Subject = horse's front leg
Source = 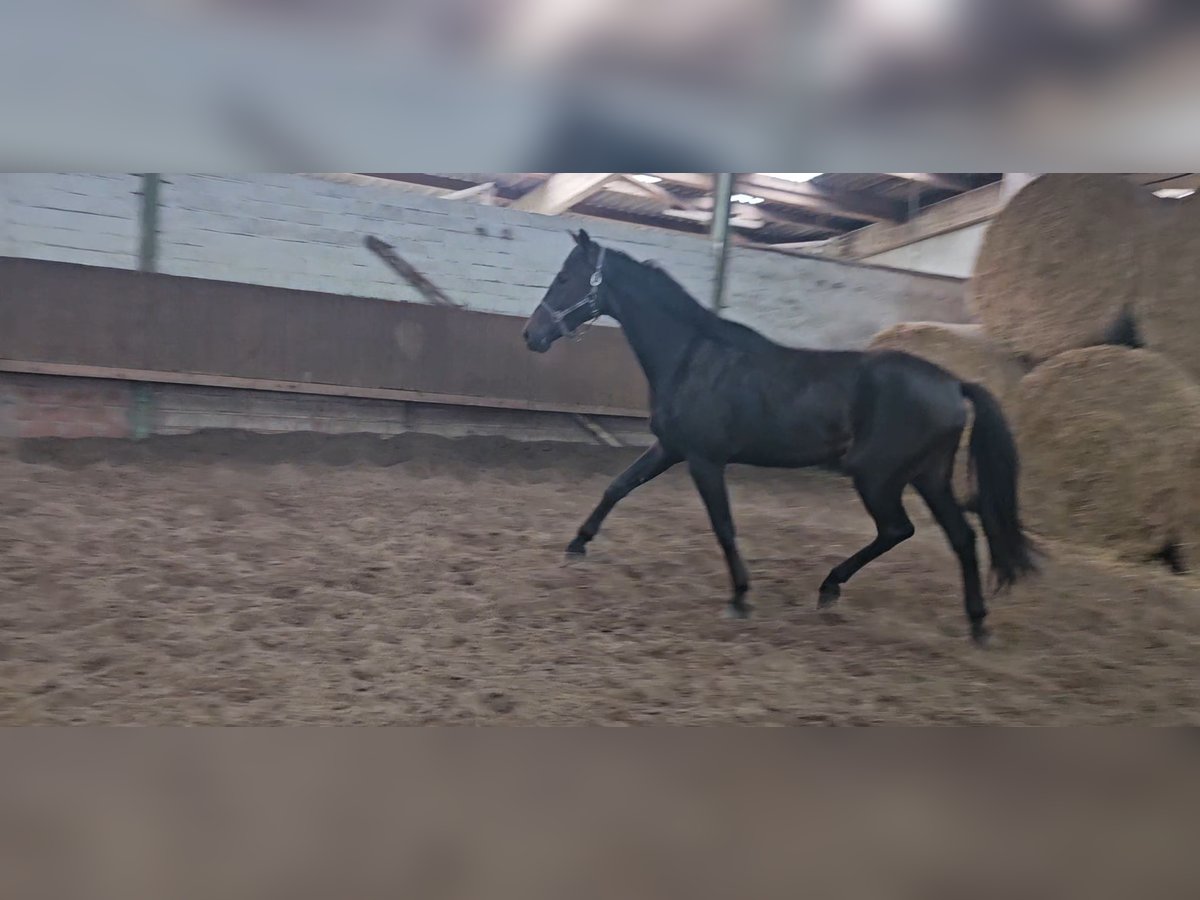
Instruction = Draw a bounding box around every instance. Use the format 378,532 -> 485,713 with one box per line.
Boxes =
687,457 -> 751,619
566,441 -> 681,557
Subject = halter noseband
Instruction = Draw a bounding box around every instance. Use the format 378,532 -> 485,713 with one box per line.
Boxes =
541,247 -> 606,340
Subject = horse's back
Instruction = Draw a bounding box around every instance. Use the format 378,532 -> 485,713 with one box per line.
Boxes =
863,349 -> 966,406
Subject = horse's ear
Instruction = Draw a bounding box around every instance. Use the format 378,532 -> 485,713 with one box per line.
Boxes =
573,228 -> 591,247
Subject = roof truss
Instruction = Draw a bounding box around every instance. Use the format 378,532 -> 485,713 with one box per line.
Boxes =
359,173 -> 1189,246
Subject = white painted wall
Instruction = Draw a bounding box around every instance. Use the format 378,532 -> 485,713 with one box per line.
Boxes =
0,174 -> 141,270
156,174 -> 716,317
859,222 -> 989,279
0,174 -> 970,349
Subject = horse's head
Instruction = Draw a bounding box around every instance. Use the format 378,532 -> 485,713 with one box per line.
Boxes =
522,229 -> 607,353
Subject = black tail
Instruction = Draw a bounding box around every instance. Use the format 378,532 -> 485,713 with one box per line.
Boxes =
961,382 -> 1037,590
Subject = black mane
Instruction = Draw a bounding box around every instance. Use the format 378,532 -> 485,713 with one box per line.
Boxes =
607,249 -> 780,353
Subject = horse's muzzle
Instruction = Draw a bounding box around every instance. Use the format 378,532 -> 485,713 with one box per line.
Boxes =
523,329 -> 552,353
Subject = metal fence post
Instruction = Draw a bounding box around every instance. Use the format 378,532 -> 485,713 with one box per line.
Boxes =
710,173 -> 734,312
137,173 -> 161,273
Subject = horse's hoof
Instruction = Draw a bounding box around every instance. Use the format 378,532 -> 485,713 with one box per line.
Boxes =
970,624 -> 992,648
564,540 -> 587,559
723,601 -> 752,620
817,584 -> 840,609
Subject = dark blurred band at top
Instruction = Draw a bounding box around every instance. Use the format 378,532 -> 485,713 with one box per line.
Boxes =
1,0 -> 1197,170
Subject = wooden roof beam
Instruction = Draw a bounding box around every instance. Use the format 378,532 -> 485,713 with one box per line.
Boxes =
440,181 -> 497,202
821,181 -> 1004,261
687,194 -> 857,235
739,175 -> 907,223
649,173 -> 715,191
886,173 -> 978,193
602,175 -> 692,209
649,174 -> 904,223
1130,173 -> 1200,190
662,206 -> 767,230
510,173 -> 617,215
360,173 -> 478,191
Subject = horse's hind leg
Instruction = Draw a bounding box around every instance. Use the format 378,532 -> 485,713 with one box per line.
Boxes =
566,441 -> 681,557
817,471 -> 914,608
912,442 -> 989,645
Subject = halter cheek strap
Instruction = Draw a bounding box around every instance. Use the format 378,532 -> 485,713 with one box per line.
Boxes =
542,247 -> 606,340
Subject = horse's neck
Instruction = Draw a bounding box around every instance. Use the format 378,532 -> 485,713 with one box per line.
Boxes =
607,270 -> 700,391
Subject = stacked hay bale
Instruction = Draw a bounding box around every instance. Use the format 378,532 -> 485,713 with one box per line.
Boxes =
1177,437 -> 1200,573
1135,196 -> 1200,382
870,174 -> 1200,573
968,174 -> 1161,362
1012,347 -> 1200,565
1135,194 -> 1200,568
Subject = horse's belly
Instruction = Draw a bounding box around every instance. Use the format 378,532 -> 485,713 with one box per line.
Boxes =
690,424 -> 848,467
732,438 -> 846,468
655,400 -> 851,467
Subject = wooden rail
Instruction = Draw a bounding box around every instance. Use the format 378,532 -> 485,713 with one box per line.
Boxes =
0,360 -> 650,419
0,257 -> 651,419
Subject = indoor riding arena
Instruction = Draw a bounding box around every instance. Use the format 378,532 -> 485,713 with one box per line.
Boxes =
3,173 -> 1198,725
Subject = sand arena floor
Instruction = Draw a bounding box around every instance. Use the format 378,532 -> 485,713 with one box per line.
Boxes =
1,432 -> 1197,724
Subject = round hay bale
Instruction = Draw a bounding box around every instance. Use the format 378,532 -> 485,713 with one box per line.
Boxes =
1013,346 -> 1200,564
968,174 -> 1160,362
1176,442 -> 1200,575
1136,195 -> 1200,381
870,322 -> 1027,500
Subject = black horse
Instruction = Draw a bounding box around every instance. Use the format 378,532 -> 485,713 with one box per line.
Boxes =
522,230 -> 1035,644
